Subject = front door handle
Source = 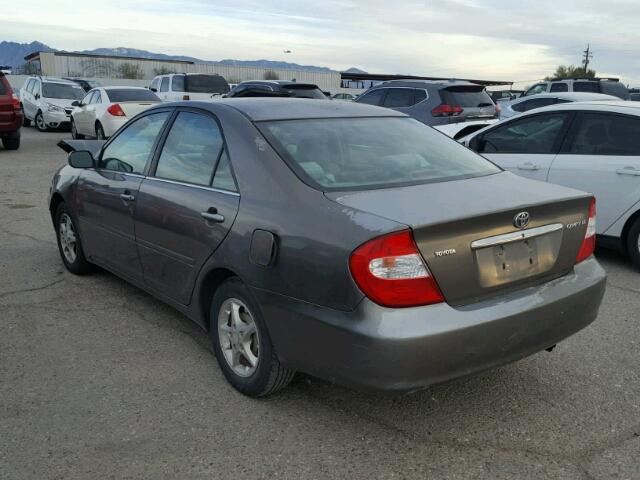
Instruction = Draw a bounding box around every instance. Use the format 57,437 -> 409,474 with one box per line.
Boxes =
517,162 -> 540,171
616,167 -> 640,176
120,193 -> 135,202
201,208 -> 225,223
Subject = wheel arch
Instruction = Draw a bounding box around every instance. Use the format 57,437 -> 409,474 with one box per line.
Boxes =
621,208 -> 640,252
49,192 -> 65,225
198,267 -> 239,331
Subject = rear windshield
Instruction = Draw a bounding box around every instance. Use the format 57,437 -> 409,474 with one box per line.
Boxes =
600,81 -> 630,100
182,75 -> 230,94
281,85 -> 326,99
259,117 -> 500,191
440,86 -> 494,108
43,83 -> 84,100
106,89 -> 160,102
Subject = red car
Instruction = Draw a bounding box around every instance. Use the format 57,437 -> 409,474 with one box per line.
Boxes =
0,73 -> 22,150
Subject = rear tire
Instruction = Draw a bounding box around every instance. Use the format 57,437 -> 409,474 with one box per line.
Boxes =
627,217 -> 640,271
54,202 -> 94,275
210,278 -> 295,397
35,111 -> 48,132
1,132 -> 20,150
71,119 -> 84,139
95,122 -> 106,140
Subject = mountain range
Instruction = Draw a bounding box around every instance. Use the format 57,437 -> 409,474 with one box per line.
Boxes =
0,41 -> 367,74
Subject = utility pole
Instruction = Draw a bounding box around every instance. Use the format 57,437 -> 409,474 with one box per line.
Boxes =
582,44 -> 593,75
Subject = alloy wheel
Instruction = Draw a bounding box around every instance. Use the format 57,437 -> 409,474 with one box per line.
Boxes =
58,213 -> 78,264
217,298 -> 260,377
36,113 -> 46,131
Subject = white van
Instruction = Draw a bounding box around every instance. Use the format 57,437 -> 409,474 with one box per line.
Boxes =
149,73 -> 230,101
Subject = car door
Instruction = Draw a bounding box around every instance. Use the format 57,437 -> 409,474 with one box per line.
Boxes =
75,90 -> 94,134
471,111 -> 573,182
159,76 -> 170,101
381,88 -> 418,114
85,89 -> 102,132
25,79 -> 39,119
75,110 -> 172,281
548,111 -> 640,233
22,79 -> 35,119
134,108 -> 240,304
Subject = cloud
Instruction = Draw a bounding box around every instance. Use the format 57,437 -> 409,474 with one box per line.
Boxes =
4,0 -> 640,85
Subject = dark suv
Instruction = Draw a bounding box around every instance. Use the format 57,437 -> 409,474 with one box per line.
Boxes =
0,73 -> 22,150
226,81 -> 327,99
523,78 -> 630,100
355,80 -> 497,126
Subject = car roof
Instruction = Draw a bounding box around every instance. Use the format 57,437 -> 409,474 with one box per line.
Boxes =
178,98 -> 408,121
102,86 -> 150,90
512,92 -> 619,102
40,77 -> 81,86
374,79 -> 479,88
511,100 -> 640,116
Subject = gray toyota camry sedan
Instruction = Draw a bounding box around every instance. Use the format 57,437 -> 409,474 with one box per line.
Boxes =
50,99 -> 606,396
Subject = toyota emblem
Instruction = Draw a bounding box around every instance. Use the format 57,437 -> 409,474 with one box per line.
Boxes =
513,212 -> 531,229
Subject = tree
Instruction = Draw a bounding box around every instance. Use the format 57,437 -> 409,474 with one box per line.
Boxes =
545,65 -> 596,81
263,70 -> 279,80
153,66 -> 176,76
118,62 -> 145,79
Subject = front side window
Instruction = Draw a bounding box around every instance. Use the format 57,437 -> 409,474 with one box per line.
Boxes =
155,112 -> 223,186
479,113 -> 569,154
100,112 -> 170,174
383,88 -> 416,108
356,89 -> 386,106
42,83 -> 84,100
150,78 -> 160,91
25,79 -> 35,93
260,117 -> 499,191
550,83 -> 568,92
568,113 -> 640,155
160,77 -> 170,93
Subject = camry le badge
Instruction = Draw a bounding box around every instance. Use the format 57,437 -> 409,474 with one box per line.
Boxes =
514,212 -> 531,229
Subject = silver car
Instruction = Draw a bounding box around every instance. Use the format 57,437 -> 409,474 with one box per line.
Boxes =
499,92 -> 619,119
464,100 -> 640,269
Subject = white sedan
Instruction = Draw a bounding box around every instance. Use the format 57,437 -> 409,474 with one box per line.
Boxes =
462,100 -> 640,269
71,87 -> 161,139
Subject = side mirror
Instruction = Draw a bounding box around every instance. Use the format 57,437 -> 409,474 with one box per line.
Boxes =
35,93 -> 40,100
68,150 -> 95,169
71,101 -> 80,107
149,87 -> 157,92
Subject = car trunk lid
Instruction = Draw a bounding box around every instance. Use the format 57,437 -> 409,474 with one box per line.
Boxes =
439,85 -> 497,121
327,172 -> 593,305
118,102 -> 159,118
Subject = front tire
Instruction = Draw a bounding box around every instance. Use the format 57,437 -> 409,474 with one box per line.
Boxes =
35,111 -> 48,132
210,278 -> 295,397
71,119 -> 84,139
54,203 -> 94,275
627,217 -> 640,271
95,122 -> 106,140
1,132 -> 20,150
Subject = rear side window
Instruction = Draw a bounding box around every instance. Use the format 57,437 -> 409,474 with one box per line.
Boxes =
211,150 -> 238,192
172,76 -> 185,92
573,82 -> 599,93
479,113 -> 569,154
440,86 -> 493,107
414,89 -> 427,103
259,117 -> 499,191
356,89 -> 386,106
383,88 -> 416,108
550,83 -> 568,92
106,89 -> 160,102
100,112 -> 170,174
521,98 -> 557,112
160,77 -> 170,92
568,113 -> 640,155
155,112 -> 224,186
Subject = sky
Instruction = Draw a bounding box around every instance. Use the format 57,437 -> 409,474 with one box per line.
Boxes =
4,0 -> 640,87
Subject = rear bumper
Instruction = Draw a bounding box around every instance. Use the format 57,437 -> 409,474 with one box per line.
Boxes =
253,257 -> 606,392
0,112 -> 22,134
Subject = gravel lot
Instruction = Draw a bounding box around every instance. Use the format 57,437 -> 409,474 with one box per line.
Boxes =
1,127 -> 639,480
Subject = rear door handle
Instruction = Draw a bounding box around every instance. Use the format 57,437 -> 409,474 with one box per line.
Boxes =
201,208 -> 225,223
120,193 -> 135,202
517,162 -> 540,171
616,167 -> 640,176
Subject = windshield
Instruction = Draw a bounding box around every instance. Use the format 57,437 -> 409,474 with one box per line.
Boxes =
43,83 -> 84,100
184,75 -> 230,94
259,117 -> 500,191
106,89 -> 160,102
441,86 -> 494,108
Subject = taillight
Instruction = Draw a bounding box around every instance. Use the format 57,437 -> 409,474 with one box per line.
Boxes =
11,94 -> 20,111
576,198 -> 596,264
349,230 -> 444,308
431,104 -> 463,117
107,104 -> 126,116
